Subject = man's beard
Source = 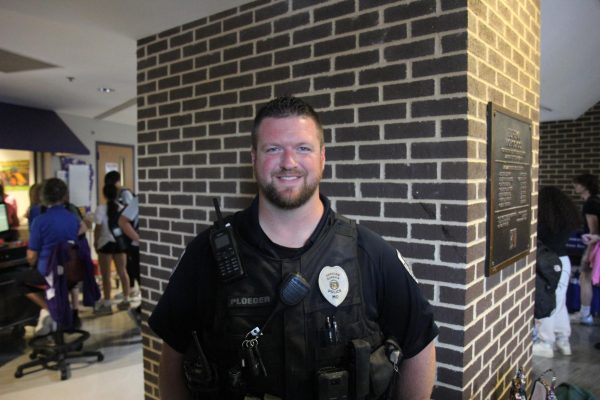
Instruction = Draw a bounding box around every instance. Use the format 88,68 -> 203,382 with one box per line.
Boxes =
259,170 -> 321,210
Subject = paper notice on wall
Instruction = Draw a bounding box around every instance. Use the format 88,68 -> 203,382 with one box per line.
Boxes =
105,162 -> 119,174
68,164 -> 91,207
56,170 -> 67,183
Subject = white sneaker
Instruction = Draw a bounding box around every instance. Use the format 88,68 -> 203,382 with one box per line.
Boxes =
94,301 -> 113,316
128,287 -> 141,299
34,309 -> 49,332
555,339 -> 572,356
581,313 -> 594,326
34,310 -> 57,337
532,341 -> 554,358
117,299 -> 130,311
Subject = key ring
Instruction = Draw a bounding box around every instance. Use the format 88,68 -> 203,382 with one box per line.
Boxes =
242,335 -> 259,348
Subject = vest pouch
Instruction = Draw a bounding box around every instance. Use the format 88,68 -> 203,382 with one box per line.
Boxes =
310,305 -> 365,366
369,338 -> 401,399
316,367 -> 349,400
349,339 -> 370,399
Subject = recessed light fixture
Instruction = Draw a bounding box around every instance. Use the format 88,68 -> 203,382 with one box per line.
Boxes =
98,87 -> 115,93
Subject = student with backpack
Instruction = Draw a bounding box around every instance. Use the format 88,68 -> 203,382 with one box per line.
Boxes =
534,186 -> 580,358
93,184 -> 130,315
104,171 -> 140,298
118,194 -> 141,325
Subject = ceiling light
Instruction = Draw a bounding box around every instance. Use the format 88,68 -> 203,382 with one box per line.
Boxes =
98,87 -> 115,93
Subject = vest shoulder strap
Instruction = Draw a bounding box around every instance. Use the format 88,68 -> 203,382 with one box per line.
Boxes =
332,213 -> 356,238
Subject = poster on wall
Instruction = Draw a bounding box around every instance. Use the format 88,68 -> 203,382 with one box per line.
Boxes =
0,160 -> 30,190
59,156 -> 94,212
68,165 -> 92,207
68,164 -> 91,208
105,162 -> 119,173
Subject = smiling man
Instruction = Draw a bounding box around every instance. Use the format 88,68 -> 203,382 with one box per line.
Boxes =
149,96 -> 438,400
252,109 -> 324,210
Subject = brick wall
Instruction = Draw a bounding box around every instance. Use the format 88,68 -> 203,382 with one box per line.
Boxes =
463,0 -> 540,398
539,101 -> 600,206
136,1 -> 540,399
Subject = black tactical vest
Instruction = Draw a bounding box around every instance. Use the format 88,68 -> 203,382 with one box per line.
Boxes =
204,213 -> 384,399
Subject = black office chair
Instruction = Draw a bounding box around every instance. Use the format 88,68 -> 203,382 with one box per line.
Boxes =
14,241 -> 103,380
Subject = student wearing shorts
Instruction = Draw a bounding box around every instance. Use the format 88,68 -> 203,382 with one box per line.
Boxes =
93,184 -> 130,315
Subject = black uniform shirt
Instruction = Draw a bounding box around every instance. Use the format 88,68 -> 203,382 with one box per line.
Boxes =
582,195 -> 600,233
149,195 -> 438,359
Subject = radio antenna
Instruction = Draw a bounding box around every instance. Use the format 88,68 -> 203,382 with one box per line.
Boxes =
212,198 -> 224,228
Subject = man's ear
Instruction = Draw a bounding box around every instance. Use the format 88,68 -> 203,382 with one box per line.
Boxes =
251,148 -> 256,164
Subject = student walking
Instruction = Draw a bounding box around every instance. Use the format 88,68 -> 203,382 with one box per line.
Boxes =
93,184 -> 130,315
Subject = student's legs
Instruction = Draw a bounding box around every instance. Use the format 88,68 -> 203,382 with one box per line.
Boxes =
126,245 -> 140,288
70,286 -> 80,310
17,269 -> 54,334
113,252 -> 130,300
580,268 -> 593,316
554,256 -> 572,341
25,292 -> 47,310
19,268 -> 47,309
98,252 -> 113,301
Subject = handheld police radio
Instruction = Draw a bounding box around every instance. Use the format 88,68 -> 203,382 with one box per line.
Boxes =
210,198 -> 245,283
183,330 -> 218,396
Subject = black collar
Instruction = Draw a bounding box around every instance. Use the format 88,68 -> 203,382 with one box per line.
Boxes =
235,194 -> 333,259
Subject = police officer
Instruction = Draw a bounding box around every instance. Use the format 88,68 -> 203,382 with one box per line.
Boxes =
149,96 -> 438,399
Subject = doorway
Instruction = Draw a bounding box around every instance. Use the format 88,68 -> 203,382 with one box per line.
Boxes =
96,142 -> 135,205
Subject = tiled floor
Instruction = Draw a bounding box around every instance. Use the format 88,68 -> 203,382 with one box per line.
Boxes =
0,304 -> 143,400
532,314 -> 600,396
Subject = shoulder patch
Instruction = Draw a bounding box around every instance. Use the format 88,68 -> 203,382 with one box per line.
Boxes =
396,250 -> 418,283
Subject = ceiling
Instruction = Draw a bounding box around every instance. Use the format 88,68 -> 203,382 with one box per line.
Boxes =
0,0 -> 598,127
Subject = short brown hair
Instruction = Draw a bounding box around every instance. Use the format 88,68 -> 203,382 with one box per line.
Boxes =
251,96 -> 323,149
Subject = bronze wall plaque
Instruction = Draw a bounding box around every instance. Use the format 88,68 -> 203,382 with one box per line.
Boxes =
486,103 -> 532,276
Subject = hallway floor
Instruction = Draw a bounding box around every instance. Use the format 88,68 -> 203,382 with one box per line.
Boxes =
0,304 -> 143,400
532,315 -> 600,396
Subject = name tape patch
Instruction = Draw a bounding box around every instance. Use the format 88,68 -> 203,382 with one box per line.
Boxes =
228,296 -> 272,307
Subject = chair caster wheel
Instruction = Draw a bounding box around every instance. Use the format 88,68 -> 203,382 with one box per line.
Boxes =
98,354 -> 104,362
60,369 -> 71,380
15,370 -> 23,378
